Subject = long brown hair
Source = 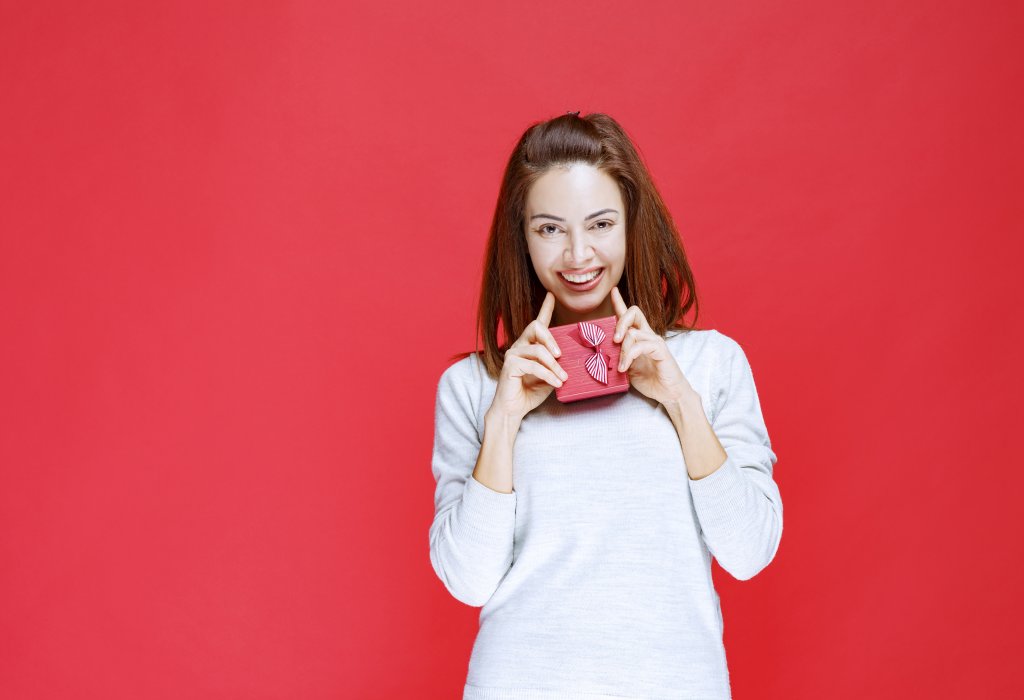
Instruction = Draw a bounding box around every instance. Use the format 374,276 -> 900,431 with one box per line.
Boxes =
451,111 -> 703,378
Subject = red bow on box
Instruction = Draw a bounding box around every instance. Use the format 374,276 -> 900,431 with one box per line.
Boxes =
577,320 -> 610,384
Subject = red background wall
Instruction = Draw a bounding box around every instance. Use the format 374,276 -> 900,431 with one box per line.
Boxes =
1,1 -> 1021,698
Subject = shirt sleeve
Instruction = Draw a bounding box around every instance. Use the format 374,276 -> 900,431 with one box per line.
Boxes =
687,332 -> 783,581
428,358 -> 517,607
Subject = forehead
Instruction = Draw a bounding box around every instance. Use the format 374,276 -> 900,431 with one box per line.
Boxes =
525,163 -> 622,217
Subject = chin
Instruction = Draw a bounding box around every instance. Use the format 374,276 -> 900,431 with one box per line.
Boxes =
558,295 -> 603,313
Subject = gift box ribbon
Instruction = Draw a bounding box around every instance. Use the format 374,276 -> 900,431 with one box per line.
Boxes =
577,320 -> 610,385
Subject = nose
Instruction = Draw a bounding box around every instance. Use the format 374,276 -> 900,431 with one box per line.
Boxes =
563,228 -> 594,266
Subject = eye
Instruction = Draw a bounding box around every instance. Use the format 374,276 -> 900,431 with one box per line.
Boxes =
594,220 -> 614,230
537,224 -> 561,236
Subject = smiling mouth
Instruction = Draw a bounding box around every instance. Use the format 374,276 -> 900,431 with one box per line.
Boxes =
557,267 -> 604,290
559,268 -> 602,283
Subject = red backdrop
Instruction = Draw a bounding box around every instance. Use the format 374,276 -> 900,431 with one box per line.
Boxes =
1,1 -> 1021,698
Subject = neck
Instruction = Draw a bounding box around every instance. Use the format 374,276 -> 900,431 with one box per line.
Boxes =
552,295 -> 616,326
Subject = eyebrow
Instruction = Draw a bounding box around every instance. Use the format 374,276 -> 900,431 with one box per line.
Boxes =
529,208 -> 619,222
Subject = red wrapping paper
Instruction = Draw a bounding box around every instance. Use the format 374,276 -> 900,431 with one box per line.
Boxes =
549,315 -> 630,403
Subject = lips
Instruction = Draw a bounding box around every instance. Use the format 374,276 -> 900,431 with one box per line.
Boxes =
558,267 -> 604,292
559,266 -> 602,277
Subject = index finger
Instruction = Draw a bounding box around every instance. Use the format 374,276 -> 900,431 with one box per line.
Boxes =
612,287 -> 653,342
533,291 -> 561,357
536,291 -> 556,328
610,286 -> 628,317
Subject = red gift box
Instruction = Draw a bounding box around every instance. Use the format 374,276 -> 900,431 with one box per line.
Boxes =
549,315 -> 630,403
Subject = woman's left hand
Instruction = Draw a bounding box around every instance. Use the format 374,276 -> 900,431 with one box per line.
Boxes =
610,287 -> 697,407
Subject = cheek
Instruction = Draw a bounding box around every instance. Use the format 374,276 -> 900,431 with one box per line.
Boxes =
525,242 -> 541,269
599,241 -> 627,269
613,238 -> 627,269
527,246 -> 557,274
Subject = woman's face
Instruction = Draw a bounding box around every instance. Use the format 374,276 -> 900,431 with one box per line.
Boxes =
524,162 -> 627,326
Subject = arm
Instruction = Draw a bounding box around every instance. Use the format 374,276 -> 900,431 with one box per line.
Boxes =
664,333 -> 783,581
428,359 -> 518,607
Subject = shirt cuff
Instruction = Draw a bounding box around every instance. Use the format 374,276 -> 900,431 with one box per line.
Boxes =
456,474 -> 517,542
687,453 -> 747,528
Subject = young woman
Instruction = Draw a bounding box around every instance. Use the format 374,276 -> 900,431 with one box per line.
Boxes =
428,111 -> 783,700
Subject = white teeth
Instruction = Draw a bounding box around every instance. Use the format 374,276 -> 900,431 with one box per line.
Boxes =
560,269 -> 600,283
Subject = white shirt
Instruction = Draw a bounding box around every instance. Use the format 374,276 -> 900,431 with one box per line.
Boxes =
429,328 -> 783,699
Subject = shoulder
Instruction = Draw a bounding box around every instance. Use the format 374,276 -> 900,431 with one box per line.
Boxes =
702,330 -> 768,408
436,352 -> 495,407
706,328 -> 744,358
435,353 -> 496,438
663,327 -> 737,367
701,330 -> 756,383
439,352 -> 484,389
664,329 -> 749,399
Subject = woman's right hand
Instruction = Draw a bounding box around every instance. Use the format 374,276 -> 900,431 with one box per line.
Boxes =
487,291 -> 568,423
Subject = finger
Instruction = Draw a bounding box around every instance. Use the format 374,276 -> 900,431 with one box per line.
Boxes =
633,306 -> 654,333
618,339 -> 657,372
528,290 -> 561,358
536,291 -> 556,328
511,318 -> 562,357
614,306 -> 638,343
628,327 -> 658,343
516,319 -> 565,358
619,326 -> 640,363
528,298 -> 561,356
620,333 -> 669,371
610,288 -> 634,343
610,286 -> 628,317
540,323 -> 565,356
614,304 -> 652,342
512,343 -> 568,381
507,354 -> 564,388
516,292 -> 559,355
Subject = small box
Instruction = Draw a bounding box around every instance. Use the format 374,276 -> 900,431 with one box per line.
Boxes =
548,315 -> 630,403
